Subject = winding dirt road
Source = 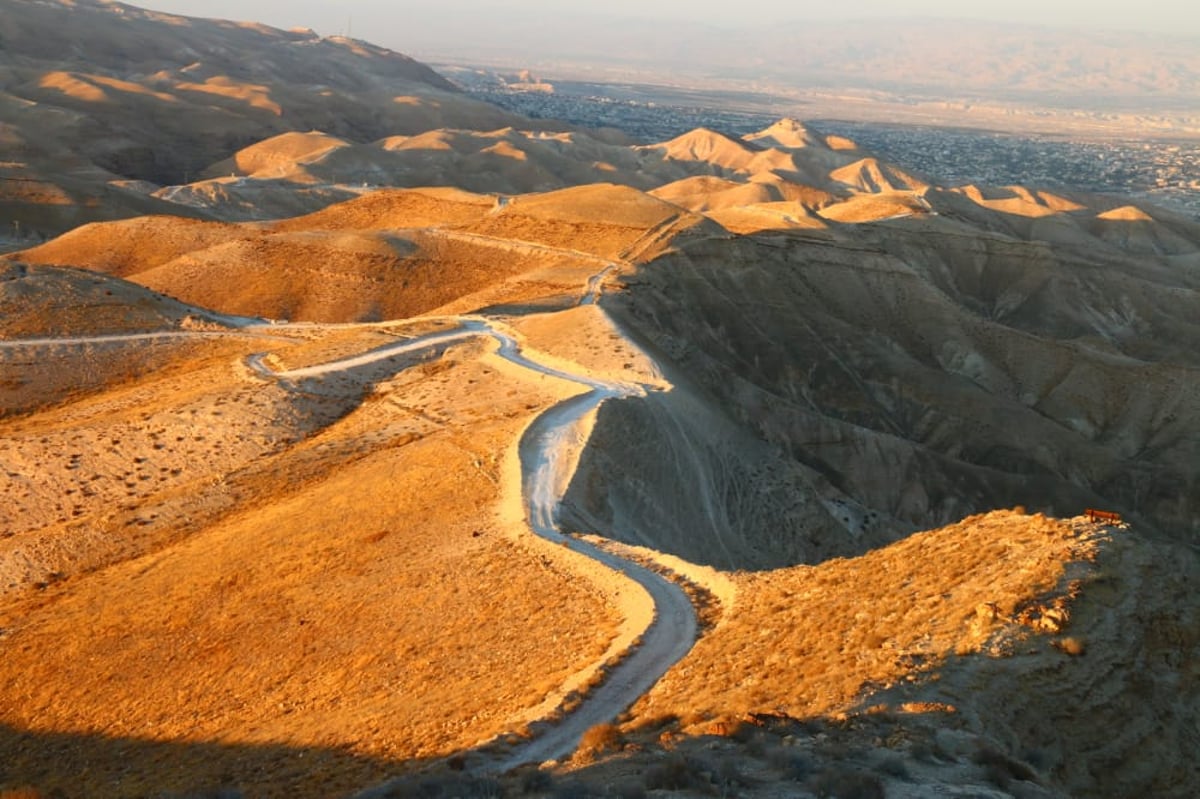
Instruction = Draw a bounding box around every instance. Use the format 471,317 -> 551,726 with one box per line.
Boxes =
6,281 -> 699,776
247,315 -> 699,773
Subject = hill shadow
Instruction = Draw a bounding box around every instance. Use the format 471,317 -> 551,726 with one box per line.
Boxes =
0,723 -> 402,798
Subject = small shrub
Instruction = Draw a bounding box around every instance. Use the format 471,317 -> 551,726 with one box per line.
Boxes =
577,722 -> 621,761
643,754 -> 704,791
610,782 -> 647,799
517,767 -> 554,793
550,780 -> 603,799
1054,636 -> 1086,656
384,775 -> 504,799
767,746 -> 813,781
810,768 -> 886,799
972,745 -> 1040,789
908,739 -> 939,764
873,753 -> 911,780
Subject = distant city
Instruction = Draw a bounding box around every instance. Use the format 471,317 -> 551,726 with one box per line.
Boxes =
451,72 -> 1200,219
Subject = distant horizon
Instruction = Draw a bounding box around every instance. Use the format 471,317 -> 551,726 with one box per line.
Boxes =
131,0 -> 1200,48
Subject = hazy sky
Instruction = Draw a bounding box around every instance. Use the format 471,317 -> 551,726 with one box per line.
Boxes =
134,0 -> 1200,41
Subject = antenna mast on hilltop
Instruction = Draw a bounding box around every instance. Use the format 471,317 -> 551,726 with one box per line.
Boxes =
346,14 -> 352,39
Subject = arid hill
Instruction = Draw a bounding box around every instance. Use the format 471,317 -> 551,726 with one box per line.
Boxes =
579,199 -> 1200,567
10,184 -> 712,322
0,5 -> 1196,788
0,0 -> 537,238
11,114 -> 1200,553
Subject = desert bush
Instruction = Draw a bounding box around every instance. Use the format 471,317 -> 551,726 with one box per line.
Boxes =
610,782 -> 646,799
577,722 -> 622,761
714,757 -> 751,790
516,766 -> 554,794
972,744 -> 1040,789
549,779 -> 603,799
643,753 -> 706,791
873,752 -> 911,780
1053,636 -> 1086,656
810,767 -> 886,799
767,745 -> 813,781
384,775 -> 504,799
907,738 -> 939,764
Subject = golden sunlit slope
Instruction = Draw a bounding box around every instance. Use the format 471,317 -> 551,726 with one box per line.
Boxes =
9,184 -> 712,321
0,322 -> 628,798
702,202 -> 828,234
636,510 -> 1100,723
13,216 -> 247,278
270,186 -> 497,231
546,511 -> 1196,799
743,117 -> 828,150
165,118 -> 920,230
202,130 -> 353,180
0,259 -> 243,417
460,183 -> 722,264
650,174 -> 837,213
829,157 -> 928,194
816,190 -> 930,223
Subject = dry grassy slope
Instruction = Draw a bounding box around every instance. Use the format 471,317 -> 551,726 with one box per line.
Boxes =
11,216 -> 247,278
270,187 -> 497,232
650,174 -> 836,214
880,526 -> 1200,798
815,190 -> 929,223
0,260 -> 223,337
0,326 -> 623,798
604,212 -> 1200,551
636,510 -> 1096,723
461,184 -> 696,261
202,131 -> 354,181
609,510 -> 1197,798
9,184 -> 712,322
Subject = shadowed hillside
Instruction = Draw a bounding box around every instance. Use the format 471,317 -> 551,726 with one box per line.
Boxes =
588,208 -> 1200,561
